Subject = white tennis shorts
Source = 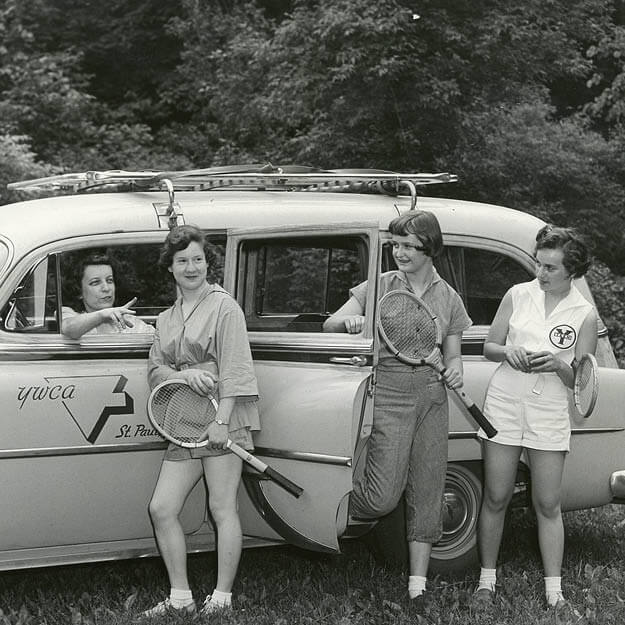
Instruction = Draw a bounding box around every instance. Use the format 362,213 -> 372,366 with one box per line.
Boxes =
477,364 -> 571,451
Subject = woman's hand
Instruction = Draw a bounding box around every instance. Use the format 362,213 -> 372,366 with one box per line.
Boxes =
504,346 -> 534,372
99,297 -> 138,330
180,369 -> 217,396
202,420 -> 229,449
527,350 -> 563,374
343,315 -> 365,334
442,366 -> 463,389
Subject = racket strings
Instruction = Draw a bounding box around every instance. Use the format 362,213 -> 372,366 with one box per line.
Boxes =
380,296 -> 437,360
152,384 -> 217,444
576,363 -> 593,388
576,362 -> 596,413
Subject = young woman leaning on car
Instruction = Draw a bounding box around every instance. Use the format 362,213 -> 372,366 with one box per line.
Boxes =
324,211 -> 472,609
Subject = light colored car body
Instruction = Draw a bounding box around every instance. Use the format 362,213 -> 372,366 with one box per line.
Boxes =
1,176 -> 624,572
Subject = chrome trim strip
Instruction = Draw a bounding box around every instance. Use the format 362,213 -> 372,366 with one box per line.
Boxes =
0,443 -> 356,464
249,333 -> 374,353
0,442 -> 167,459
254,447 -> 352,467
571,427 -> 625,434
0,341 -> 151,357
3,428 -> 620,461
448,431 -> 480,440
445,426 -> 625,442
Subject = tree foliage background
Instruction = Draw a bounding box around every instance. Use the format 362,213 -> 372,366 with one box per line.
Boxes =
1,0 -> 624,357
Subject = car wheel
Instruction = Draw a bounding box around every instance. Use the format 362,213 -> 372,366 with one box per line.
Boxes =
430,463 -> 482,574
361,463 -> 483,573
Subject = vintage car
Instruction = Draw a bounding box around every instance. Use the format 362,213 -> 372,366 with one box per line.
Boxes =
1,165 -> 624,573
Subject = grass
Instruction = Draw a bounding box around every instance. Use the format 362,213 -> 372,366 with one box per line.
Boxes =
1,505 -> 624,625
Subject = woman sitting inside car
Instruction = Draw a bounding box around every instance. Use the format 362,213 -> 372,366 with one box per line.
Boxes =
61,251 -> 154,338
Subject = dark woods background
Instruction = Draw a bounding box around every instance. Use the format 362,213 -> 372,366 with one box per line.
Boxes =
1,0 -> 625,358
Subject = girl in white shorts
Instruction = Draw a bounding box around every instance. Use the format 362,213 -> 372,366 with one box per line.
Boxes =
474,225 -> 597,610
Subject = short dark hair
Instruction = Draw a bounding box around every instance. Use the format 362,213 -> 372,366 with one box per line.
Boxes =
534,225 -> 592,278
159,224 -> 215,271
61,250 -> 116,311
388,211 -> 443,258
76,252 -> 115,283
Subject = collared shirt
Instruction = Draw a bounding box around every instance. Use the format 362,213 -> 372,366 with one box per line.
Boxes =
148,282 -> 260,432
350,269 -> 472,362
507,279 -> 594,364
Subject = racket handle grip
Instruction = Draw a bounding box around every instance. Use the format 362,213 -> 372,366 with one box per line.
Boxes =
264,466 -> 304,498
227,440 -> 304,498
467,404 -> 498,439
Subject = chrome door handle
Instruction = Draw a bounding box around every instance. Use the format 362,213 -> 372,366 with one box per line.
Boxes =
329,355 -> 368,366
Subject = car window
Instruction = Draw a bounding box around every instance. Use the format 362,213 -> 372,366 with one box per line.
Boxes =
382,242 -> 533,326
59,245 -> 175,324
1,237 -> 226,334
3,255 -> 58,332
240,235 -> 368,332
459,247 -> 533,325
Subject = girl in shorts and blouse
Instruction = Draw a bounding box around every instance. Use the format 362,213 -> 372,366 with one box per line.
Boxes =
475,225 -> 597,608
142,225 -> 259,618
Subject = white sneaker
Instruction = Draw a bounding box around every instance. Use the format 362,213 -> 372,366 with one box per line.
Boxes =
200,595 -> 232,616
139,597 -> 196,619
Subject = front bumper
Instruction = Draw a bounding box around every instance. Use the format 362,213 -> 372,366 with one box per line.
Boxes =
610,470 -> 625,501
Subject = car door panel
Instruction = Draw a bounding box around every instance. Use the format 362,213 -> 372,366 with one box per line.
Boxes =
0,353 -> 206,551
563,366 -> 625,509
225,224 -> 379,552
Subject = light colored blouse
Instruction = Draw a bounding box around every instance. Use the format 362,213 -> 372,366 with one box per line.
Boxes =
148,283 -> 260,433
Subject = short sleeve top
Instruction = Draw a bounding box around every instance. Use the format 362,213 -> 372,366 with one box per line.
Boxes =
148,283 -> 260,432
350,270 -> 472,362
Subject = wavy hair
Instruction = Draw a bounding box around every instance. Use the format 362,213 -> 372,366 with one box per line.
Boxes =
534,225 -> 592,278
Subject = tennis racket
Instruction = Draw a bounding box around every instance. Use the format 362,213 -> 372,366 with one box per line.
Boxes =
147,379 -> 303,497
573,353 -> 599,418
378,290 -> 498,438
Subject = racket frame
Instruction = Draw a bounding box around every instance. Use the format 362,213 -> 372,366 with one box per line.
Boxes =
147,379 -> 303,497
148,379 -> 217,448
574,353 -> 599,418
378,290 -> 498,439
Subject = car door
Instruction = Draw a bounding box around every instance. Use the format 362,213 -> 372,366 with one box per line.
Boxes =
0,235 -> 209,566
225,223 -> 379,552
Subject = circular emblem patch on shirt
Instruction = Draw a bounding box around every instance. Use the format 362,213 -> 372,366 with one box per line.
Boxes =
549,324 -> 576,349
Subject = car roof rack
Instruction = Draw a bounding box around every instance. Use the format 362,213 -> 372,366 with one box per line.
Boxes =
8,163 -> 457,196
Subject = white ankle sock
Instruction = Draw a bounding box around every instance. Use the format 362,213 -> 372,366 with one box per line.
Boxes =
545,576 -> 563,606
209,589 -> 232,607
169,588 -> 193,607
478,567 -> 497,592
408,575 -> 427,599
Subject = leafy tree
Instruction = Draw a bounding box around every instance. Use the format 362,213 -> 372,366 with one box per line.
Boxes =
446,96 -> 625,271
161,0 -> 615,169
